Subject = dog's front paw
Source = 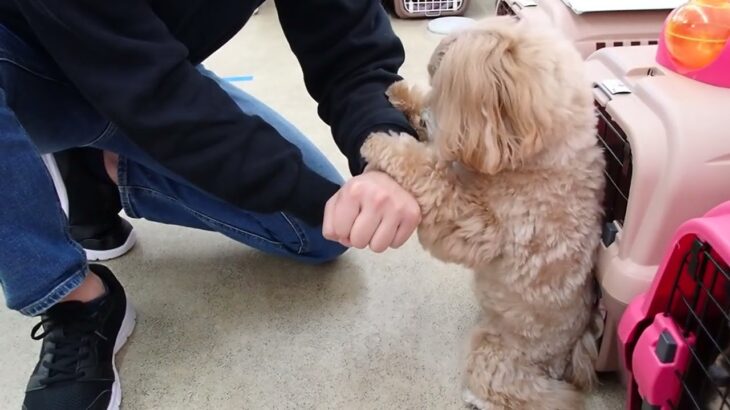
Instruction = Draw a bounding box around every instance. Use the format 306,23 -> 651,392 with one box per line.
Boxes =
386,80 -> 431,141
360,132 -> 395,170
385,80 -> 412,110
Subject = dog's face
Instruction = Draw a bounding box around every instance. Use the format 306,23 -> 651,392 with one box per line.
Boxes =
428,17 -> 594,174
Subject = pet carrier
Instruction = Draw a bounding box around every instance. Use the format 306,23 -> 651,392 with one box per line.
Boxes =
619,201 -> 730,409
585,45 -> 730,372
391,0 -> 469,19
495,0 -> 677,58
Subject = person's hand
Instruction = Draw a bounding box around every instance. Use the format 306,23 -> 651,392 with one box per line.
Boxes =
323,171 -> 421,252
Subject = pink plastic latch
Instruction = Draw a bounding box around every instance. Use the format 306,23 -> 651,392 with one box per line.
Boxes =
632,314 -> 695,409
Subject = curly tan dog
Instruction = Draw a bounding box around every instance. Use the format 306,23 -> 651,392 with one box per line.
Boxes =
361,17 -> 605,409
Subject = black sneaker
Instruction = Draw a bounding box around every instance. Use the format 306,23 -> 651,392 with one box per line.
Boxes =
70,217 -> 137,262
23,265 -> 136,410
51,148 -> 137,262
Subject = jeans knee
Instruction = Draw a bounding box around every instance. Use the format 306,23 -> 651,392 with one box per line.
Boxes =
304,241 -> 347,264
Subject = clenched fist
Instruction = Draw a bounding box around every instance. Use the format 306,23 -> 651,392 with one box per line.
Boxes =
323,171 -> 421,253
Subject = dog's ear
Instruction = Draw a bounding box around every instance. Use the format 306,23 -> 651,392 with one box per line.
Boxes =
428,35 -> 457,79
430,19 -> 556,174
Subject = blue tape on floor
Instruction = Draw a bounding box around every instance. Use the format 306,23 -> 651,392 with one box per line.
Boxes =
223,75 -> 254,82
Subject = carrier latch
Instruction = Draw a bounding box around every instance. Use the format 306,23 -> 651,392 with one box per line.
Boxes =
596,79 -> 632,98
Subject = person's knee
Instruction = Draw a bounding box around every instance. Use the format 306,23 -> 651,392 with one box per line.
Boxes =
304,240 -> 347,264
320,241 -> 348,262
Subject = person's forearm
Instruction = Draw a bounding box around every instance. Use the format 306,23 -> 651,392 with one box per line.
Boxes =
276,0 -> 416,175
18,0 -> 336,224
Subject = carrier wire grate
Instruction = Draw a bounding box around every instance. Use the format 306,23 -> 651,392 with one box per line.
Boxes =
595,103 -> 632,228
403,0 -> 464,13
664,239 -> 730,409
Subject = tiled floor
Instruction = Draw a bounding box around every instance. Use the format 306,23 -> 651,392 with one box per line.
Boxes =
0,2 -> 624,408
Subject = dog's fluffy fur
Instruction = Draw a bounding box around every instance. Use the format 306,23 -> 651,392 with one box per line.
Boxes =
361,17 -> 605,409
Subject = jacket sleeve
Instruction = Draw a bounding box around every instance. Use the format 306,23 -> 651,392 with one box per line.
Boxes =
274,0 -> 417,175
15,0 -> 339,225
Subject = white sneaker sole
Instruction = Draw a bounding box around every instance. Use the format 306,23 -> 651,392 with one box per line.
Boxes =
85,229 -> 137,262
41,154 -> 69,216
108,300 -> 136,410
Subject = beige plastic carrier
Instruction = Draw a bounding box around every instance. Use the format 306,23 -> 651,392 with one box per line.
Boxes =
586,45 -> 730,371
496,0 -> 671,58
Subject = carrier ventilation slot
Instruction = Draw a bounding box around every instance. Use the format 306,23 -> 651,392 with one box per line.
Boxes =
496,0 -> 516,16
596,39 -> 658,51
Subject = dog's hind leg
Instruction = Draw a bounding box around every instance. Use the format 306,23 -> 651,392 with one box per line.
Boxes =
464,339 -> 585,410
564,316 -> 601,391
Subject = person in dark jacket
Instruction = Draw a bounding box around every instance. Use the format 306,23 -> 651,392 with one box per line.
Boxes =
0,1 -> 420,408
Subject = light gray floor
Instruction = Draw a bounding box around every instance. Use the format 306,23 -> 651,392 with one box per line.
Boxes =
0,2 -> 625,409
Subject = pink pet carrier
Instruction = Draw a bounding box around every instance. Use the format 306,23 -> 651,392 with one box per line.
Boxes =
495,0 -> 675,58
619,202 -> 730,409
584,45 -> 730,371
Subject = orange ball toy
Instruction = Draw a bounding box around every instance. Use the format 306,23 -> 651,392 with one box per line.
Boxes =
664,0 -> 730,70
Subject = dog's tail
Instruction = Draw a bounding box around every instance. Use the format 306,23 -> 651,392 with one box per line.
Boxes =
565,305 -> 603,391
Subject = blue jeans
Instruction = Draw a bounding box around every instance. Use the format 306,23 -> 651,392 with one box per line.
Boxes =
0,25 -> 346,316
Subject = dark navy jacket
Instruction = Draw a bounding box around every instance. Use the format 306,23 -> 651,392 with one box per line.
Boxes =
0,0 -> 414,225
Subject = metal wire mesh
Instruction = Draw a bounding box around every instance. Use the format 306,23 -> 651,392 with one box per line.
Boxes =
595,103 -> 632,227
403,0 -> 463,13
664,239 -> 730,409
